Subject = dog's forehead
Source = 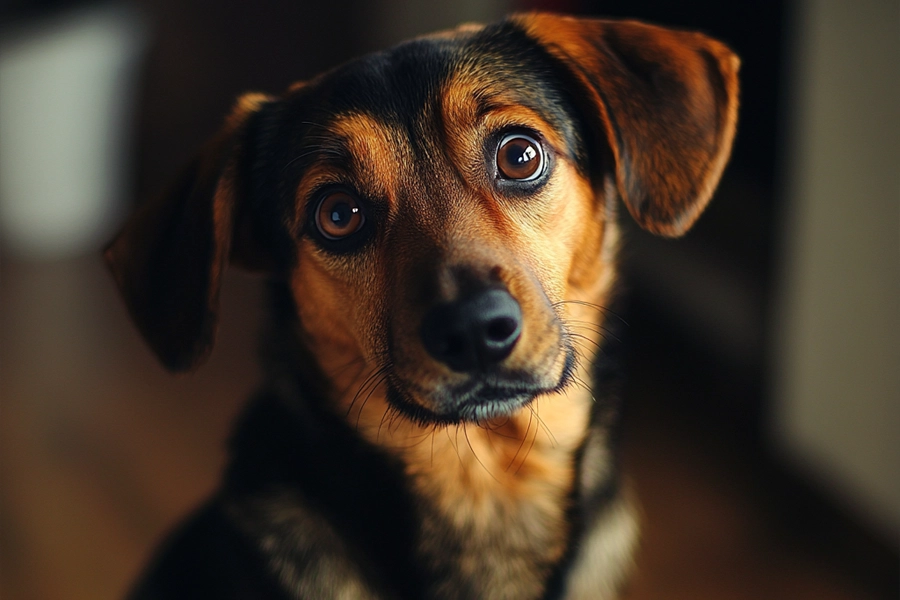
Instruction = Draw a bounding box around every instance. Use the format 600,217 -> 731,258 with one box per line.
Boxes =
292,21 -> 577,146
271,20 -> 587,235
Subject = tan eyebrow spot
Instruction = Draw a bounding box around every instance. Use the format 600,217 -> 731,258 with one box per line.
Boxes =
292,113 -> 405,234
440,71 -> 567,170
481,105 -> 566,151
329,113 -> 403,196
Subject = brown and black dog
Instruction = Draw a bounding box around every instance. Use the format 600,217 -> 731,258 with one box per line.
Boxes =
105,12 -> 739,600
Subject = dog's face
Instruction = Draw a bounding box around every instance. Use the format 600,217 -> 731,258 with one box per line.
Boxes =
278,27 -> 614,424
105,14 -> 738,427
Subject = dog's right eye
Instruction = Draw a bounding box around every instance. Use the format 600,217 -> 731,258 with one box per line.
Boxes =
315,191 -> 366,240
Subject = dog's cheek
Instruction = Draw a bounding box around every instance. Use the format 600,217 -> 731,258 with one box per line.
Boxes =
517,164 -> 600,300
292,263 -> 356,349
563,176 -> 618,303
551,172 -> 621,357
290,248 -> 382,378
520,164 -> 617,334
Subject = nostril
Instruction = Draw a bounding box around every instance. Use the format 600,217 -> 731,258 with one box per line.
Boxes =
485,316 -> 519,343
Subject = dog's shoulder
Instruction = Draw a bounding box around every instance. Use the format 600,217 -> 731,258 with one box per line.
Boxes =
127,501 -> 290,600
129,388 -> 422,600
223,384 -> 427,599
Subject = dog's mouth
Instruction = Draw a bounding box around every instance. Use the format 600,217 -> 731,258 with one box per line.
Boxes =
384,348 -> 577,425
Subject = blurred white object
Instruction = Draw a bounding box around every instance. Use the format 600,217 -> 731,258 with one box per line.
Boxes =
0,5 -> 146,258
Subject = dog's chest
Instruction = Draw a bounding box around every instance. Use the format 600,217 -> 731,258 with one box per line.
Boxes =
399,419 -> 585,599
230,435 -> 577,600
415,483 -> 570,599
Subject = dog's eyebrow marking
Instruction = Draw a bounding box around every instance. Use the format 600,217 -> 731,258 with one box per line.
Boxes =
440,71 -> 575,165
482,105 -> 567,152
295,113 -> 404,204
440,83 -> 573,178
331,113 -> 404,196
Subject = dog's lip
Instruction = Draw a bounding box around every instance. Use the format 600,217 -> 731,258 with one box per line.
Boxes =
385,350 -> 576,425
446,380 -> 542,421
449,377 -> 542,405
385,379 -> 542,425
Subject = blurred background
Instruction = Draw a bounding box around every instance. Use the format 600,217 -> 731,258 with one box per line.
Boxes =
0,0 -> 896,598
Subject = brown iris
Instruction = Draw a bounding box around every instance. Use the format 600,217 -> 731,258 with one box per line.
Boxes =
315,191 -> 365,240
496,133 -> 543,181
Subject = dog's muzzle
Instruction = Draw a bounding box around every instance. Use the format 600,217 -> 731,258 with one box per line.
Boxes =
384,281 -> 573,425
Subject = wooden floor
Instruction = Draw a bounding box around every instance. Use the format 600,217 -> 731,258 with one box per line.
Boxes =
0,255 -> 886,599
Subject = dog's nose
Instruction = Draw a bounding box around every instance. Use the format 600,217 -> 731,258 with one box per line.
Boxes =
420,289 -> 522,372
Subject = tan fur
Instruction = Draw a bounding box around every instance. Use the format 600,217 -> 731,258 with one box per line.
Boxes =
564,492 -> 640,599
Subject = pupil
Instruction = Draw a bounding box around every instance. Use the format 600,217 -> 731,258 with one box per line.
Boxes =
330,203 -> 352,227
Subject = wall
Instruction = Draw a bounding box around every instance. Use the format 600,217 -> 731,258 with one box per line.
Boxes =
774,0 -> 899,536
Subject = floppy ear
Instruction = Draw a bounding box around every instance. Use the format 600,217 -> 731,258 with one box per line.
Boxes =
515,13 -> 740,237
104,93 -> 272,372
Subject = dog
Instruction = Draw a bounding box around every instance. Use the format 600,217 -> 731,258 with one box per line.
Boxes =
105,12 -> 739,599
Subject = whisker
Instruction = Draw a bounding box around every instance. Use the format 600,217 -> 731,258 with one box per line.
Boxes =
463,423 -> 500,483
529,400 -> 558,447
386,426 -> 436,450
376,400 -> 393,442
552,300 -> 629,326
355,372 -> 389,431
515,414 -> 540,475
565,319 -> 622,343
506,409 -> 534,472
282,148 -> 345,173
479,416 -> 520,441
447,426 -> 464,467
483,424 -> 499,454
431,424 -> 437,468
567,331 -> 604,352
388,405 -> 408,437
347,364 -> 390,418
571,373 -> 593,395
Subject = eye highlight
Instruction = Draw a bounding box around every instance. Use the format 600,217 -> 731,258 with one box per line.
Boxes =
315,191 -> 366,240
496,133 -> 544,181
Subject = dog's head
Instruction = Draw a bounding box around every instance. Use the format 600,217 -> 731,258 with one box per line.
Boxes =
106,14 -> 738,425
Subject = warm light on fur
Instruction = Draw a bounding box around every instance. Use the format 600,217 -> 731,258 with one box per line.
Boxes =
105,13 -> 738,599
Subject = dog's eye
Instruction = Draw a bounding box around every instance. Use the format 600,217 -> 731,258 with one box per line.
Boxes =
315,191 -> 366,240
496,134 -> 544,181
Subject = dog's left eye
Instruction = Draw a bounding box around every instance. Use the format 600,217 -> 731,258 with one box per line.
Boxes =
315,191 -> 366,240
496,133 -> 544,181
